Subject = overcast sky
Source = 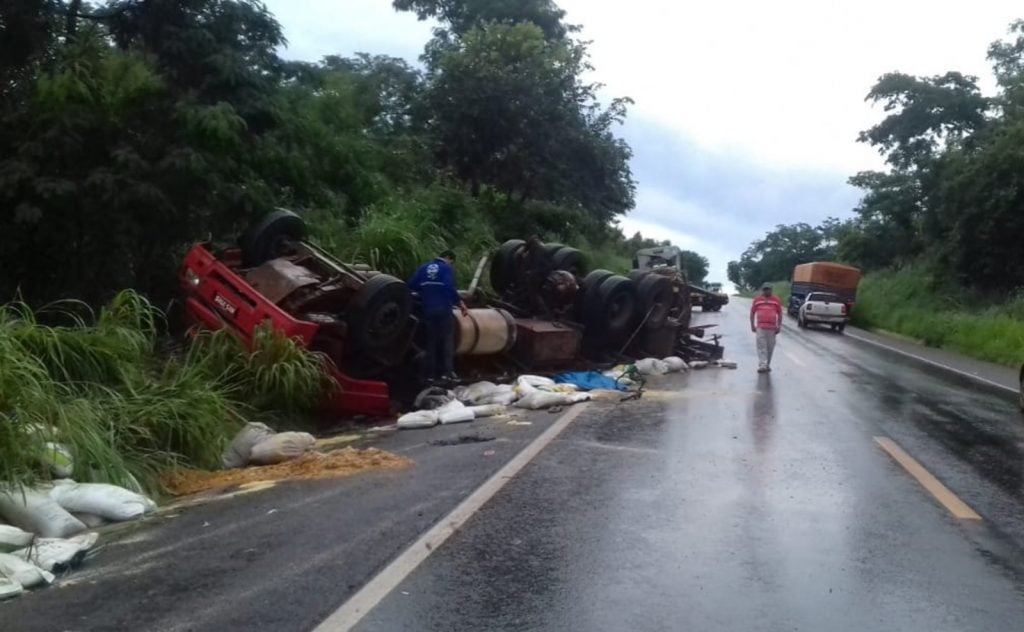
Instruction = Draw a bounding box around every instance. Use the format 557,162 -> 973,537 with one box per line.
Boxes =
265,0 -> 1022,285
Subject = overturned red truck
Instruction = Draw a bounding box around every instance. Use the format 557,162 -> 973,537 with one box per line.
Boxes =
179,211 -> 723,418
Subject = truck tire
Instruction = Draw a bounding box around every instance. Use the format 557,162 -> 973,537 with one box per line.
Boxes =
637,274 -> 673,329
550,247 -> 586,278
576,269 -> 614,320
798,314 -> 807,328
543,243 -> 566,258
348,274 -> 412,352
628,270 -> 648,283
586,275 -> 638,339
240,209 -> 306,267
489,239 -> 525,294
837,322 -> 846,334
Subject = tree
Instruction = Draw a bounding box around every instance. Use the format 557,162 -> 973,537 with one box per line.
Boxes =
727,261 -> 744,290
859,71 -> 989,171
678,250 -> 709,285
393,0 -> 572,40
423,21 -> 634,226
733,223 -> 835,289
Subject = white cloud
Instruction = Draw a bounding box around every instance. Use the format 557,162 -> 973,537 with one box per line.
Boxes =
558,0 -> 1021,173
268,0 -> 434,62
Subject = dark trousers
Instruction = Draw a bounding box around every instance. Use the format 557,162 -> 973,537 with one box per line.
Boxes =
423,311 -> 455,378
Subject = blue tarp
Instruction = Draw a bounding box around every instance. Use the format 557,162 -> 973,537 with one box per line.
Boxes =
554,371 -> 627,392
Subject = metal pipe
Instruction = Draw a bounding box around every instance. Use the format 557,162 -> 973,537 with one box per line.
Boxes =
468,255 -> 489,295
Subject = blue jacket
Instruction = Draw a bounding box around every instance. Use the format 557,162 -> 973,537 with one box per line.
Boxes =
408,258 -> 460,317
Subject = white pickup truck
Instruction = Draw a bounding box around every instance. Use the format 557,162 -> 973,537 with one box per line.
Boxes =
797,292 -> 849,333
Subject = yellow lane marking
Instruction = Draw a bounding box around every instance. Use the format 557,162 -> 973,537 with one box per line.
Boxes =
783,349 -> 806,366
874,436 -> 981,520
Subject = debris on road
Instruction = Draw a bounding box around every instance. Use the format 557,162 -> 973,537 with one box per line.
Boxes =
248,432 -> 317,465
161,447 -> 412,496
222,423 -> 317,468
49,480 -> 156,522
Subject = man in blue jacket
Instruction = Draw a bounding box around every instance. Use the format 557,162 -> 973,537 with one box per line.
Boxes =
409,250 -> 469,380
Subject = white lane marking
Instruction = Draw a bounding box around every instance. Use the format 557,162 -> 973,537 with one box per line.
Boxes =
313,403 -> 592,632
845,330 -> 1016,394
782,349 -> 806,367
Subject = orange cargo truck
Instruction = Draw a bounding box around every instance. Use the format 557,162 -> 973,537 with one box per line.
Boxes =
787,262 -> 861,316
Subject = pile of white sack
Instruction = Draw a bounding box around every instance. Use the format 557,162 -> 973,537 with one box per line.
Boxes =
602,356 -> 690,384
398,375 -> 592,430
0,480 -> 157,599
221,423 -> 317,469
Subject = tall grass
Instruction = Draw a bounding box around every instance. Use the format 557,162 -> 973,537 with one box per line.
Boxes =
851,266 -> 1024,366
307,186 -> 498,283
0,290 -> 333,494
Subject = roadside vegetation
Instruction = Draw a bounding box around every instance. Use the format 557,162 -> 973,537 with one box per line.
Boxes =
0,1 -> 714,488
0,291 -> 330,494
728,19 -> 1024,367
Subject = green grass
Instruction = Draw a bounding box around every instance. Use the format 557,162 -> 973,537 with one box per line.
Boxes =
0,291 -> 335,494
850,267 -> 1024,366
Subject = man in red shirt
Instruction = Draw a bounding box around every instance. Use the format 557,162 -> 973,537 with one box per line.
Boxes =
750,283 -> 783,373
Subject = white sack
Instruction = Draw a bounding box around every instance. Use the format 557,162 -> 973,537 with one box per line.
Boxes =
517,375 -> 555,388
689,360 -> 710,369
455,382 -> 500,404
439,409 -> 476,425
467,404 -> 506,418
397,410 -> 439,429
635,358 -> 670,376
71,513 -> 107,529
482,391 -> 519,406
662,356 -> 689,372
0,488 -> 86,538
14,532 -> 98,572
248,432 -> 316,465
0,525 -> 34,552
49,480 -> 156,522
515,392 -> 572,410
0,576 -> 22,600
41,443 -> 74,479
221,422 -> 276,469
0,553 -> 53,588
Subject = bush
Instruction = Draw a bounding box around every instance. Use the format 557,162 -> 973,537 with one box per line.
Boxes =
0,290 -> 334,494
851,266 -> 1024,366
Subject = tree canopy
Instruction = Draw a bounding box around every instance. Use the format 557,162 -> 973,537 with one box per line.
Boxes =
0,0 -> 696,306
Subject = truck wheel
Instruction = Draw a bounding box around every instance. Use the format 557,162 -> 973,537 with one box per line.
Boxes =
576,269 -> 614,320
628,270 -> 648,283
240,209 -> 306,267
550,247 -> 586,278
837,323 -> 846,334
489,239 -> 525,294
798,315 -> 807,328
637,274 -> 673,329
348,274 -> 412,352
591,275 -> 638,338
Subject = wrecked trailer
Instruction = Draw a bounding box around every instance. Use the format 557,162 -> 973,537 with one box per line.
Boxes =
179,211 -> 727,419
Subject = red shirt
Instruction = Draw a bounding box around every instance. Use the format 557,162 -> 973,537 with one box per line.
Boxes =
751,295 -> 783,329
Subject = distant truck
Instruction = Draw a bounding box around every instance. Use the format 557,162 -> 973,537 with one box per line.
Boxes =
788,262 -> 861,317
691,282 -> 729,312
632,246 -> 727,312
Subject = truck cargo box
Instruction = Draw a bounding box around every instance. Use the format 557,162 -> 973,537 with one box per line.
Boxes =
792,262 -> 861,289
789,262 -> 861,314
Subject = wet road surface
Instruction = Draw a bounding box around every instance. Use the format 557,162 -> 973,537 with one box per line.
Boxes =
6,303 -> 1024,631
350,302 -> 1024,632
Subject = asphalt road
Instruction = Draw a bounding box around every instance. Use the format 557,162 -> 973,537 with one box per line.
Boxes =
349,301 -> 1024,632
6,302 -> 1024,631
